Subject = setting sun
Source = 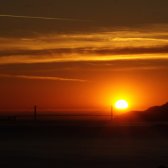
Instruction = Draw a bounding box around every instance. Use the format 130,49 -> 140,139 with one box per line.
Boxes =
115,100 -> 129,110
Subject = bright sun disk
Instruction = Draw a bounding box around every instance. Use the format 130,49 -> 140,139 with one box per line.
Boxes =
115,100 -> 129,110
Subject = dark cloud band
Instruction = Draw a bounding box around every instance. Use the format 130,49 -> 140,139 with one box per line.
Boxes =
1,45 -> 168,57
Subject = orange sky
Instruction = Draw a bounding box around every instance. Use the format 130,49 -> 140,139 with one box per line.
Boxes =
0,29 -> 168,112
0,47 -> 168,112
0,1 -> 168,112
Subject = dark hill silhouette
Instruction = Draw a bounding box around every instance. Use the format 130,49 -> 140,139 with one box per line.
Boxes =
146,102 -> 168,113
139,102 -> 168,121
119,102 -> 168,122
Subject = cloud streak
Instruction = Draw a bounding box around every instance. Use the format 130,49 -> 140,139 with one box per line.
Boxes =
0,14 -> 90,22
0,46 -> 168,64
0,27 -> 168,64
1,45 -> 168,56
0,74 -> 87,82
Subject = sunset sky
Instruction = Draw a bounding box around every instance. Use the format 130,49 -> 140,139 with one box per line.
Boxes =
0,0 -> 168,112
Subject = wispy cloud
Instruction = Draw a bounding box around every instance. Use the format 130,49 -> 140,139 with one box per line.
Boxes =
0,74 -> 87,82
1,45 -> 168,57
0,26 -> 168,64
0,14 -> 90,22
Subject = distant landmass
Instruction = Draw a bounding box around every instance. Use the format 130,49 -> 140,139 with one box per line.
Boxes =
146,102 -> 168,113
140,102 -> 168,121
127,102 -> 168,122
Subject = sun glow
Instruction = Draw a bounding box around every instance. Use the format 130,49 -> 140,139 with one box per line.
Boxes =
115,100 -> 129,110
